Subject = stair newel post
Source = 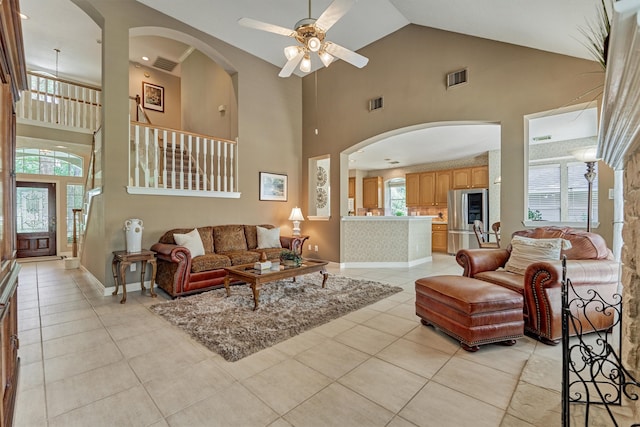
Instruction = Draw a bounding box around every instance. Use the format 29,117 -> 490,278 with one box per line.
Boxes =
72,208 -> 82,258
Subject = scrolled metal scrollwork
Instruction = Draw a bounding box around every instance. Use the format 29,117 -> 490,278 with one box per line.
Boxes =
561,256 -> 640,426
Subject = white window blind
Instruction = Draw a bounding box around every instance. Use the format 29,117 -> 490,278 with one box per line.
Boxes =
528,161 -> 598,223
567,162 -> 598,222
528,164 -> 561,221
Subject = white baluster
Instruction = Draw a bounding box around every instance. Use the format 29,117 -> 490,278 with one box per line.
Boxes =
171,133 -> 176,189
202,138 -> 207,191
180,133 -> 185,190
230,142 -> 235,192
217,140 -> 221,191
210,139 -> 215,191
134,125 -> 140,187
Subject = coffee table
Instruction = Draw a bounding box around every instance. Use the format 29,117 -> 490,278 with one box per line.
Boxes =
223,259 -> 329,310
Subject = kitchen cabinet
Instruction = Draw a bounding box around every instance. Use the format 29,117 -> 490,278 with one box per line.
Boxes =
418,172 -> 436,206
362,176 -> 383,208
406,171 -> 449,207
452,166 -> 489,189
406,173 -> 420,207
348,177 -> 356,213
348,177 -> 355,198
432,223 -> 448,253
435,170 -> 451,206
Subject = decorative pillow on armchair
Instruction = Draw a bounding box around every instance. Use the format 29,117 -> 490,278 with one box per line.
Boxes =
504,235 -> 569,275
173,228 -> 206,257
257,226 -> 281,249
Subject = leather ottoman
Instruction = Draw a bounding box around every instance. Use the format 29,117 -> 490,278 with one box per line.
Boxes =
415,275 -> 524,351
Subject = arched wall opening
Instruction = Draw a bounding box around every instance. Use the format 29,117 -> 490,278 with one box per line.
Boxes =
340,120 -> 501,220
128,27 -> 239,141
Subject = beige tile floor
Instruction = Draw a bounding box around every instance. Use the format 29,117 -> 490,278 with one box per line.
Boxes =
12,254 -> 634,426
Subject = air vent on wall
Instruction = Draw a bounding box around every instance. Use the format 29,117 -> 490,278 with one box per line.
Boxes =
153,56 -> 178,72
446,68 -> 468,89
369,96 -> 383,111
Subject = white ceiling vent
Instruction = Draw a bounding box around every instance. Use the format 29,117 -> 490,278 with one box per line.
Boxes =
369,96 -> 384,111
153,56 -> 178,72
446,68 -> 468,89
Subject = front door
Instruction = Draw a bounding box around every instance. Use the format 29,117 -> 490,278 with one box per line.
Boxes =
16,182 -> 57,258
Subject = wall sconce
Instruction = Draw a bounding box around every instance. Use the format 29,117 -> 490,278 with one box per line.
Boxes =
288,207 -> 305,236
494,175 -> 502,184
571,146 -> 599,232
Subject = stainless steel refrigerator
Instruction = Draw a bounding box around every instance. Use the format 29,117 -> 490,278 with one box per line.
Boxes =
447,188 -> 489,254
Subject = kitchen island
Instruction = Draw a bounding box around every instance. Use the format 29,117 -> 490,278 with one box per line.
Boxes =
341,216 -> 433,268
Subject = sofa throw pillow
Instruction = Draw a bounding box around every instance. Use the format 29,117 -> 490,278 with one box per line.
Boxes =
504,235 -> 565,275
173,228 -> 205,258
257,226 -> 281,249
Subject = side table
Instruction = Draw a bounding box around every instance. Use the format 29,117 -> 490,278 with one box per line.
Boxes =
281,235 -> 309,256
111,249 -> 157,304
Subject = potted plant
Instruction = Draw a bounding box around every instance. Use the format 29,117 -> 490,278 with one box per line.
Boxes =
280,249 -> 302,267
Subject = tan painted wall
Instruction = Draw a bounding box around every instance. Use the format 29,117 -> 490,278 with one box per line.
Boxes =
301,24 -> 609,262
73,0 -> 302,286
181,50 -> 238,140
128,62 -> 181,129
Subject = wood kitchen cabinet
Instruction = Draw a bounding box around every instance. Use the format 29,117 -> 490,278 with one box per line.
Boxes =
405,173 -> 420,207
432,223 -> 448,253
348,177 -> 355,198
452,166 -> 489,189
406,171 -> 449,207
362,176 -> 383,208
435,170 -> 450,206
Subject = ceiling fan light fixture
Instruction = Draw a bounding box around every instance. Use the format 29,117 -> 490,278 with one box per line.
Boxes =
300,54 -> 311,73
307,36 -> 321,52
284,45 -> 300,60
319,50 -> 334,67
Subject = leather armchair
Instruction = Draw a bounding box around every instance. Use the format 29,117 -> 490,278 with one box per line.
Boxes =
456,227 -> 620,344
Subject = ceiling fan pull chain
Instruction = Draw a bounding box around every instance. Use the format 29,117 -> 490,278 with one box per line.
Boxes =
309,0 -> 312,19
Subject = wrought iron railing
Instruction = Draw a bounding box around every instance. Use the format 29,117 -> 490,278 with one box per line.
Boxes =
561,256 -> 640,426
16,72 -> 101,131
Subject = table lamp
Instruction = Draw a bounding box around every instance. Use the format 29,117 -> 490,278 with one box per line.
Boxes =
288,207 -> 305,236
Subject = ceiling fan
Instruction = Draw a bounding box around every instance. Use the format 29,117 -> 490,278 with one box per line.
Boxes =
238,0 -> 369,77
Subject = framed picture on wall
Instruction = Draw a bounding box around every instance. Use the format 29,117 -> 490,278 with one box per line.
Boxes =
142,82 -> 164,112
259,172 -> 287,201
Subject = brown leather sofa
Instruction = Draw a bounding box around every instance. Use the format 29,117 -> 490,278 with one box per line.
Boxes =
456,226 -> 620,344
150,224 -> 295,298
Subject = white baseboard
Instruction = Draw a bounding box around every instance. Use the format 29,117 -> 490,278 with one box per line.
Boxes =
339,257 -> 431,269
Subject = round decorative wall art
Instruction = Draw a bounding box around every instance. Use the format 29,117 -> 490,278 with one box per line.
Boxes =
316,166 -> 327,187
316,187 -> 328,208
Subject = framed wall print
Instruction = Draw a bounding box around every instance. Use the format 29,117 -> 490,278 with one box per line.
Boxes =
142,82 -> 164,112
259,172 -> 287,201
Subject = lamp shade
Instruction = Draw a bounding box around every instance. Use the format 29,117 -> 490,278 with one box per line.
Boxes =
299,55 -> 311,73
572,146 -> 599,162
289,207 -> 305,221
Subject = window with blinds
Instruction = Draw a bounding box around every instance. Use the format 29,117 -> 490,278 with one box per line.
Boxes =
528,164 -> 561,221
528,161 -> 598,223
568,162 -> 598,222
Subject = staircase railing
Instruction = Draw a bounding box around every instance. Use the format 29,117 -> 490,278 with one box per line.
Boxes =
128,122 -> 239,197
16,72 -> 101,132
76,127 -> 103,259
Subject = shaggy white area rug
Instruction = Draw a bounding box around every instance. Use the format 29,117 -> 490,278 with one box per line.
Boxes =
150,274 -> 403,361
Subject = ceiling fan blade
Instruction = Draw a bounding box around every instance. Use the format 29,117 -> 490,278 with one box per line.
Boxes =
279,51 -> 304,78
324,42 -> 369,68
315,0 -> 356,32
237,17 -> 295,37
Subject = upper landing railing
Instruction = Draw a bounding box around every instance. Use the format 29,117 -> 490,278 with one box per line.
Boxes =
128,122 -> 240,198
16,72 -> 101,132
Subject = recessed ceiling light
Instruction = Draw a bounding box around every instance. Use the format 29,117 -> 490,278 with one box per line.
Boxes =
142,56 -> 149,61
357,150 -> 364,153
19,13 -> 29,20
349,159 -> 356,162
55,145 -> 67,149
